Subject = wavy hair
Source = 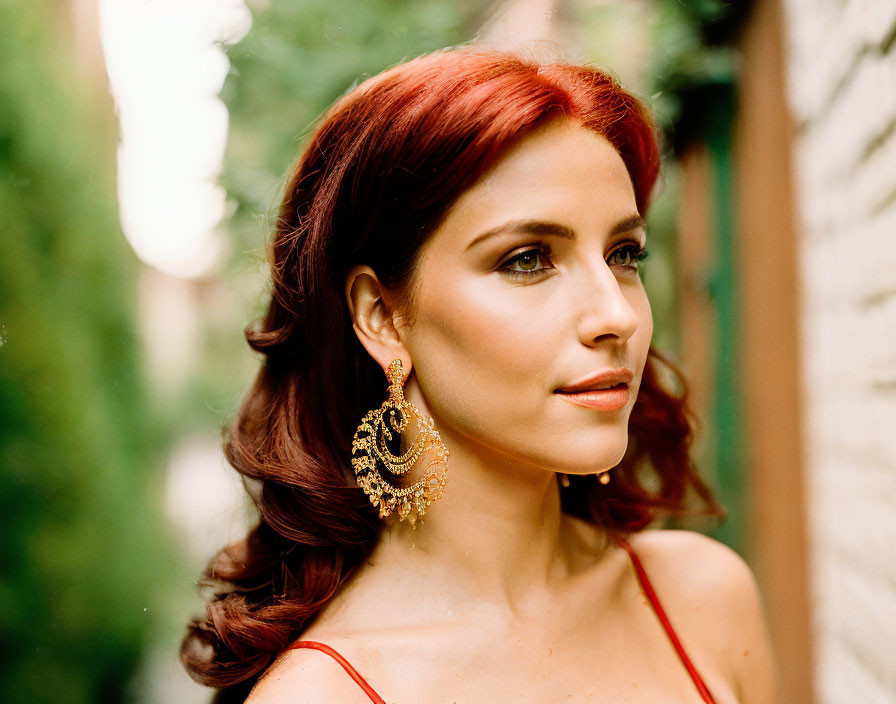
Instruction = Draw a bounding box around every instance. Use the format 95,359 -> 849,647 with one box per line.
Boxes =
180,46 -> 725,697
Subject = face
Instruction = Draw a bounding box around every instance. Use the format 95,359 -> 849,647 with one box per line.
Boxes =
397,119 -> 653,477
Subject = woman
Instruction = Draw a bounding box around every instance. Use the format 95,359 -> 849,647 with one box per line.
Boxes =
181,47 -> 779,703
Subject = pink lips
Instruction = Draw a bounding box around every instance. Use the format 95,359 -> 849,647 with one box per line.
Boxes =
555,367 -> 633,412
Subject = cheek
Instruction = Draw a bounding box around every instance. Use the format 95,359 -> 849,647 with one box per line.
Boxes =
406,271 -> 559,431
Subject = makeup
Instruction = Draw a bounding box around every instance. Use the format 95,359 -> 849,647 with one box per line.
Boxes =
555,385 -> 629,411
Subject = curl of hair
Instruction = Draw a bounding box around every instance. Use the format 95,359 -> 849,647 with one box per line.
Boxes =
180,46 -> 725,697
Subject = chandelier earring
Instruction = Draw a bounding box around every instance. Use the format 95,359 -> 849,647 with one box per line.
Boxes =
351,358 -> 448,528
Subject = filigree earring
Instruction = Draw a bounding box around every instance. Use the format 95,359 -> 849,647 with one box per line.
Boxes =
351,358 -> 448,528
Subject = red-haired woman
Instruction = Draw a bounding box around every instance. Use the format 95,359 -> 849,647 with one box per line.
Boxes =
181,47 -> 779,704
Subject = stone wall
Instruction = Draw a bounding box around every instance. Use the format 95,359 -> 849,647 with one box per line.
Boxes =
780,2 -> 896,702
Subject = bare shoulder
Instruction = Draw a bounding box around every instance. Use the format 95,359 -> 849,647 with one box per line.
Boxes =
626,528 -> 753,588
245,644 -> 377,704
626,529 -> 780,704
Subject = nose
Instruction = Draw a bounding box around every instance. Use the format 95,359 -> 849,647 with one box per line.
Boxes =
573,263 -> 640,347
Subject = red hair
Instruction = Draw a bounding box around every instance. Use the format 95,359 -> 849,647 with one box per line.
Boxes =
181,46 -> 724,696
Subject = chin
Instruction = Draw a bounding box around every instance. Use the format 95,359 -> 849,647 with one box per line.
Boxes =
561,436 -> 629,474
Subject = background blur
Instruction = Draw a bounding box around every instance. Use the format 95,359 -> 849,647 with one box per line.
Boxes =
1,0 -> 894,702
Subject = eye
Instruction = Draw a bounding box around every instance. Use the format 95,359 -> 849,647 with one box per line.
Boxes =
498,245 -> 554,279
608,242 -> 649,270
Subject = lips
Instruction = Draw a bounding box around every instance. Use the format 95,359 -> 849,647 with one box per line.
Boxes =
555,367 -> 633,394
555,367 -> 633,412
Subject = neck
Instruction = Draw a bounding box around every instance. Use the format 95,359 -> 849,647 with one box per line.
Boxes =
345,422 -> 612,630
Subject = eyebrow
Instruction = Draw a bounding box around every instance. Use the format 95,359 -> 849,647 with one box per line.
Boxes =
464,214 -> 647,252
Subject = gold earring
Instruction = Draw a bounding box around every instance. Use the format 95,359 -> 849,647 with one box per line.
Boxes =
351,358 -> 448,528
559,471 -> 610,487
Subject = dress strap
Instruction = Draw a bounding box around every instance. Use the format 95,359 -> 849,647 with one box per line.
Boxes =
287,640 -> 387,704
618,538 -> 718,704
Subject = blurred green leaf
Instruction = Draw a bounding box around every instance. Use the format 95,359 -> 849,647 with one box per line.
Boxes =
0,3 -> 174,702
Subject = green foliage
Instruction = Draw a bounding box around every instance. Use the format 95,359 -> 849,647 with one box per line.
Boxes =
0,2 -> 173,702
645,0 -> 747,153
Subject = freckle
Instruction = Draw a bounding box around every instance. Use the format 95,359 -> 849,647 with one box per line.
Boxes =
743,649 -> 750,656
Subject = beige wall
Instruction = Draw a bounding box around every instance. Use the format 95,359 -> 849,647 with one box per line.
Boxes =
780,1 -> 896,702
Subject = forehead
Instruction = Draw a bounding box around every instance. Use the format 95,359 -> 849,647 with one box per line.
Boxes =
434,120 -> 637,247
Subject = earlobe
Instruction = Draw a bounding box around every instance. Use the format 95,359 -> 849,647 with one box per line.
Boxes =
344,264 -> 410,375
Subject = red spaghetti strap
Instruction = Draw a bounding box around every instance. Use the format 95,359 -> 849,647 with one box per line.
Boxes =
287,640 -> 387,704
618,539 -> 718,704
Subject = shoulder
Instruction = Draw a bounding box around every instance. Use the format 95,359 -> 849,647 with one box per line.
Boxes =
245,643 -> 377,704
625,529 -> 779,703
623,529 -> 757,637
626,528 -> 752,589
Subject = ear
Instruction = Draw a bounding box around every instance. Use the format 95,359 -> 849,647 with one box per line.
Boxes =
344,264 -> 412,377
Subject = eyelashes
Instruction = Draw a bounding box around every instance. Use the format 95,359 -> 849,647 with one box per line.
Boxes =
499,246 -> 554,278
498,242 -> 650,279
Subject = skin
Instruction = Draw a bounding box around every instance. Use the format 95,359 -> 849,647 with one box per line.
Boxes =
247,120 -> 779,703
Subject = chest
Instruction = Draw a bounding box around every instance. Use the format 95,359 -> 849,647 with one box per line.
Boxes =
356,607 -> 738,704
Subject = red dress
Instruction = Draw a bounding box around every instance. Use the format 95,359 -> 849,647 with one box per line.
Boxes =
287,537 -> 717,703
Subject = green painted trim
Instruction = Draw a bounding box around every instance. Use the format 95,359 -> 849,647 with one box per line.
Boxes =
705,92 -> 745,553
